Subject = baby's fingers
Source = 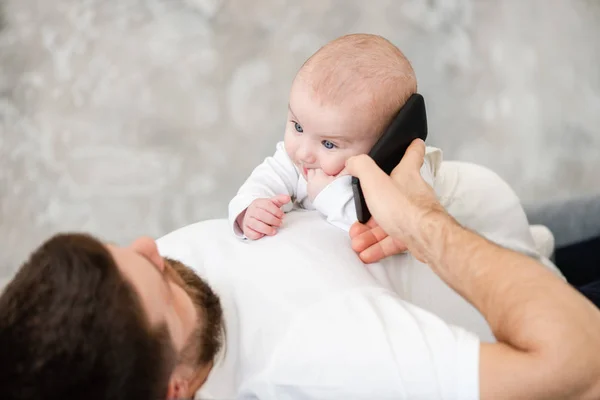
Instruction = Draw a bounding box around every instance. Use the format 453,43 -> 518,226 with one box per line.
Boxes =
253,208 -> 283,227
258,200 -> 285,220
245,216 -> 277,236
243,225 -> 265,240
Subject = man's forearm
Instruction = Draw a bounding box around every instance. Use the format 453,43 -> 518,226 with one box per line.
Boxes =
424,212 -> 600,398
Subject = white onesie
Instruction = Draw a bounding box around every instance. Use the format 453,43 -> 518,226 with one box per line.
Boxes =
228,141 -> 443,237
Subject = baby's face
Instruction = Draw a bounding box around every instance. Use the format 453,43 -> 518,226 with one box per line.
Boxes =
284,78 -> 381,178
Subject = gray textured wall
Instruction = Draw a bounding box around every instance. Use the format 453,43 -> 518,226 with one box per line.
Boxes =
1,0 -> 599,278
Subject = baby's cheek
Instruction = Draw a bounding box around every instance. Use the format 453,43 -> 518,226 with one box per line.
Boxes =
321,155 -> 348,176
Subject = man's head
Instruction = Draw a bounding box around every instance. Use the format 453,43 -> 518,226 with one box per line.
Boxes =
284,33 -> 417,178
0,233 -> 223,400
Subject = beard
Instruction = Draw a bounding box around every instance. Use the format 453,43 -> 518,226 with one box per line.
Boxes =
163,258 -> 225,368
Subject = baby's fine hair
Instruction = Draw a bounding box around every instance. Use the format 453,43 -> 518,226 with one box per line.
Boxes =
298,33 -> 417,135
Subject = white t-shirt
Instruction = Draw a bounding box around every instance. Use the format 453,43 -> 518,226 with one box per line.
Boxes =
157,211 -> 480,400
157,159 -> 564,399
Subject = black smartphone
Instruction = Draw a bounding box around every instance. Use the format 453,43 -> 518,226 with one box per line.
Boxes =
352,93 -> 428,223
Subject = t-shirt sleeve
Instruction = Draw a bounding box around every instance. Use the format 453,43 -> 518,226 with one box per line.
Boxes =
239,289 -> 480,400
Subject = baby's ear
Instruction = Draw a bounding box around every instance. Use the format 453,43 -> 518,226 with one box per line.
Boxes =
166,376 -> 189,400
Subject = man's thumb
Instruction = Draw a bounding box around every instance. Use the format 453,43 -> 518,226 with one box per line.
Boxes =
346,154 -> 392,188
271,194 -> 291,207
390,139 -> 426,180
345,154 -> 377,178
346,154 -> 399,208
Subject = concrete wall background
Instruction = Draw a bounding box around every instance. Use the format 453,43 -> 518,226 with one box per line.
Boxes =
1,0 -> 599,277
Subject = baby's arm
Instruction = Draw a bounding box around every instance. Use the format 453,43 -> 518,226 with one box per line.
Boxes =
229,142 -> 298,239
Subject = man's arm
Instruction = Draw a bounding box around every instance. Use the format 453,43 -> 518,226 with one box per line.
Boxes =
345,140 -> 600,400
430,212 -> 600,399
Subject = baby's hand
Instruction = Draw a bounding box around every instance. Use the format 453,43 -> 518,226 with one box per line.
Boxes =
306,168 -> 348,201
240,194 -> 291,240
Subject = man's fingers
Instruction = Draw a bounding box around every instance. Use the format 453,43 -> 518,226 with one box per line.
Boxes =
349,222 -> 370,239
359,236 -> 407,264
390,139 -> 426,180
366,218 -> 380,229
345,155 -> 397,200
345,154 -> 378,178
359,243 -> 387,264
350,217 -> 408,263
351,228 -> 378,254
350,224 -> 389,253
369,225 -> 390,242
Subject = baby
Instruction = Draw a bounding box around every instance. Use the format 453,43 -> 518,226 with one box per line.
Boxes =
229,33 -> 441,240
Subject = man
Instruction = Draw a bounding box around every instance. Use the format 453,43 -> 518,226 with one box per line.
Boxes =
0,234 -> 224,400
2,140 -> 600,399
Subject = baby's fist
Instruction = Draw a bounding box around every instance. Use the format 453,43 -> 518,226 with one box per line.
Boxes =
240,194 -> 291,240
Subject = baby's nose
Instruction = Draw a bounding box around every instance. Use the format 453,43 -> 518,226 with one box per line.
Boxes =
298,147 -> 316,163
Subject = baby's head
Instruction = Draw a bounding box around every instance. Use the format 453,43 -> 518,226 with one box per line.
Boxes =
284,33 -> 417,178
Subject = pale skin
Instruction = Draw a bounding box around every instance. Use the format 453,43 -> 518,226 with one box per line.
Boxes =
239,75 -> 381,240
346,139 -> 600,400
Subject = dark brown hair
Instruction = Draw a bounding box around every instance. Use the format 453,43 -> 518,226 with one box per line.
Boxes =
0,233 -> 176,400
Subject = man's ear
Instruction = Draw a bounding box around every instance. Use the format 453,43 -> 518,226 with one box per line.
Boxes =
166,376 -> 190,400
187,362 -> 213,395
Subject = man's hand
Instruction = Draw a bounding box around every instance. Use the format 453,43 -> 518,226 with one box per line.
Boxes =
240,194 -> 291,240
345,139 -> 446,264
306,168 -> 347,202
350,219 -> 408,263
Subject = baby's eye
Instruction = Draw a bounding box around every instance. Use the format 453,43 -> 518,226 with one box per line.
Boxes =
294,122 -> 303,133
322,140 -> 336,149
